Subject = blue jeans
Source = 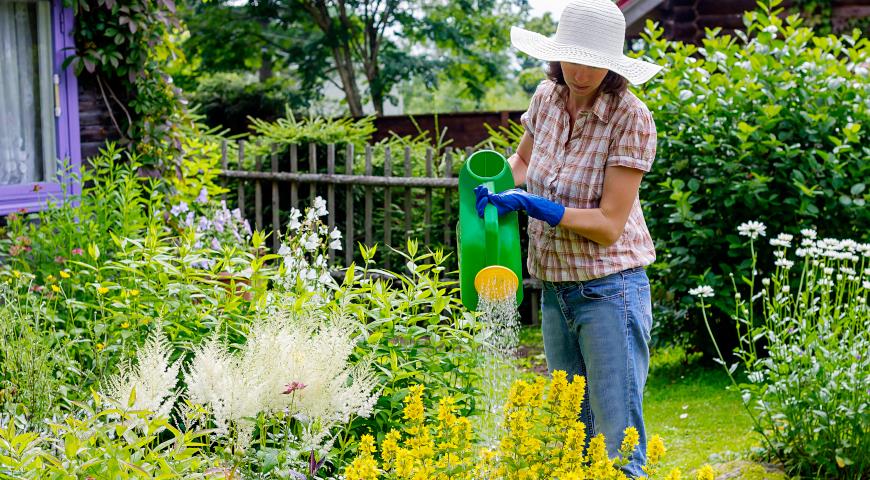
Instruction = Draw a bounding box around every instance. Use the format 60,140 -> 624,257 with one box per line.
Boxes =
541,267 -> 653,479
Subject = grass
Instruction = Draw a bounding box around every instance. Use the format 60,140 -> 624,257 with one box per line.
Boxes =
516,326 -> 787,479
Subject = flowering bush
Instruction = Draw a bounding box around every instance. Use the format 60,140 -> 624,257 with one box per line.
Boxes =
274,197 -> 343,295
694,222 -> 870,478
631,0 -> 870,349
165,189 -> 253,271
98,306 -> 378,477
344,373 -> 706,480
0,146 -> 272,416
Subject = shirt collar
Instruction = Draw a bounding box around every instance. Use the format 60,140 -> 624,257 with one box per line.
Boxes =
549,83 -> 614,124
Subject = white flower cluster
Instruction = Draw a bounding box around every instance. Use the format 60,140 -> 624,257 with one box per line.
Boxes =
738,220 -> 767,239
105,310 -> 379,453
185,311 -> 378,452
104,327 -> 181,420
689,285 -> 715,298
277,197 -> 343,293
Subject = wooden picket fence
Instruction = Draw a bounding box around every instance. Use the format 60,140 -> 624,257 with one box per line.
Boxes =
217,140 -> 541,324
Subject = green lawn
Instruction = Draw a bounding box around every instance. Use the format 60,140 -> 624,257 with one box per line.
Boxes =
516,326 -> 786,479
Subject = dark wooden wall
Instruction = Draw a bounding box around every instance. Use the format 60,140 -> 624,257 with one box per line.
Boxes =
77,74 -> 121,161
632,0 -> 870,43
370,110 -> 525,149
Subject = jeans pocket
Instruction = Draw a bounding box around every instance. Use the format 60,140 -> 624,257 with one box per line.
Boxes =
638,284 -> 653,340
579,275 -> 624,301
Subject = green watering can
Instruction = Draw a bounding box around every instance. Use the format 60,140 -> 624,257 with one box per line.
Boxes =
457,150 -> 524,311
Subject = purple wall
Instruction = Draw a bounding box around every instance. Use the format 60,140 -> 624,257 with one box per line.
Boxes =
0,1 -> 81,215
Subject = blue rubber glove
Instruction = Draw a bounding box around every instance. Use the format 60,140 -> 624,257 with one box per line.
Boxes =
474,185 -> 565,227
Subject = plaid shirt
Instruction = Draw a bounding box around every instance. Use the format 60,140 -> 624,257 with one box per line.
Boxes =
521,80 -> 657,282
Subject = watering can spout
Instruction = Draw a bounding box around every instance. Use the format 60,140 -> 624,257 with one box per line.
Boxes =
474,265 -> 519,302
457,150 -> 524,311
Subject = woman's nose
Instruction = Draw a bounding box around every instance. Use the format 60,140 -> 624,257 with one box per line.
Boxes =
572,67 -> 590,82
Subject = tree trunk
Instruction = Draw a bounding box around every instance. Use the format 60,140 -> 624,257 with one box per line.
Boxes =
301,0 -> 365,116
333,46 -> 365,117
259,51 -> 273,82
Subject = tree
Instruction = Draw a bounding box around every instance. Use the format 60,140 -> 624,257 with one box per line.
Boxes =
182,0 -> 529,116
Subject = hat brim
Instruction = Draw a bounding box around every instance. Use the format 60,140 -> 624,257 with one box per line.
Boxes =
510,26 -> 663,85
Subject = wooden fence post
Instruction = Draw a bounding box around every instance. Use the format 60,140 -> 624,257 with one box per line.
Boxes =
443,147 -> 453,247
383,146 -> 392,269
309,143 -> 317,204
271,144 -> 280,251
237,140 -> 246,218
345,144 -> 354,266
220,140 -> 228,203
254,146 -> 263,232
290,144 -> 298,209
364,145 -> 373,247
403,146 -> 412,243
327,143 -> 336,264
424,148 -> 433,245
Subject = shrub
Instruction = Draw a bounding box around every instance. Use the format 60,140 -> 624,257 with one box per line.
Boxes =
0,404 -> 216,479
694,224 -> 870,479
632,0 -> 869,350
0,146 -> 271,401
189,72 -> 309,134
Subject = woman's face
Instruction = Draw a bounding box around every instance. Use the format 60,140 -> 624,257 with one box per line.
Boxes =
560,62 -> 608,94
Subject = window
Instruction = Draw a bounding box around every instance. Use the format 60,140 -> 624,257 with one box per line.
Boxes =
0,0 -> 80,215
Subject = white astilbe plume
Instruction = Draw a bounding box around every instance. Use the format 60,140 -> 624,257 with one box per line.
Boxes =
242,311 -> 380,423
185,336 -> 260,447
104,327 -> 181,418
185,309 -> 379,453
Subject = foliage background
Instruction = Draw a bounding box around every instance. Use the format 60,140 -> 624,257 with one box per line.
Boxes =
632,2 -> 869,352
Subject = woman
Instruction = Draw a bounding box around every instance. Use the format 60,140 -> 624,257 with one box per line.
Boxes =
474,0 -> 663,477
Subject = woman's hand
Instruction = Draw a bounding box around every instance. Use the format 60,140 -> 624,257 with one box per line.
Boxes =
474,185 -> 565,227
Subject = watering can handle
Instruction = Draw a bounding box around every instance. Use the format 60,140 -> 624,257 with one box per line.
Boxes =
483,182 -> 499,267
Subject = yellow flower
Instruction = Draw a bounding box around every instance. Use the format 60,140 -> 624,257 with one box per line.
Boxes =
51,285 -> 60,293
59,270 -> 70,279
129,289 -> 140,297
620,426 -> 640,456
121,322 -> 130,329
359,434 -> 376,456
46,274 -> 56,283
665,468 -> 682,480
96,286 -> 109,295
697,465 -> 715,480
647,434 -> 667,465
381,430 -> 402,465
344,455 -> 379,480
403,385 -> 425,424
12,270 -> 20,278
96,342 -> 105,351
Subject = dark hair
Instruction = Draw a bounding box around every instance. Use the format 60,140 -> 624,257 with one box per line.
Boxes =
547,61 -> 628,95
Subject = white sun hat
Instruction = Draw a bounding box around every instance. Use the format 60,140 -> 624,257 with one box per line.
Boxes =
511,0 -> 663,85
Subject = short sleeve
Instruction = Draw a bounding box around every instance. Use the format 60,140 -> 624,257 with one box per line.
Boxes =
607,107 -> 657,172
520,81 -> 548,138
